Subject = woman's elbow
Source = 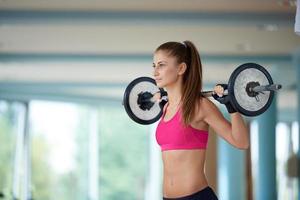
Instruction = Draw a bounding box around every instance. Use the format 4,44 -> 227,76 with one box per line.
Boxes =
236,143 -> 250,150
235,139 -> 250,150
235,130 -> 250,150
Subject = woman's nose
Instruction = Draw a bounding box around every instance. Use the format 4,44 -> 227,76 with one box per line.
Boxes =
153,67 -> 159,76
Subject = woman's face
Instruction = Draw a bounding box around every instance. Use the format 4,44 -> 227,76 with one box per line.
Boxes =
153,50 -> 182,88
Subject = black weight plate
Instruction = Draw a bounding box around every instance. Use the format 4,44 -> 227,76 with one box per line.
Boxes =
228,63 -> 274,116
123,77 -> 163,125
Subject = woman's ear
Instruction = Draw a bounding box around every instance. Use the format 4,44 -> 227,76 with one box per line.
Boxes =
178,62 -> 187,75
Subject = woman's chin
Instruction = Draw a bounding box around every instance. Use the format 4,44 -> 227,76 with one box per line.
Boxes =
156,82 -> 165,88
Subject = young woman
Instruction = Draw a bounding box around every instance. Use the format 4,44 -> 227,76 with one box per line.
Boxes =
153,41 -> 249,200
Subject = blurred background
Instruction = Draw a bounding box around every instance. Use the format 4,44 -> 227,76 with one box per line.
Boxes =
0,0 -> 299,200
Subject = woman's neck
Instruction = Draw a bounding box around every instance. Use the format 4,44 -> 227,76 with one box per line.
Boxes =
165,83 -> 182,107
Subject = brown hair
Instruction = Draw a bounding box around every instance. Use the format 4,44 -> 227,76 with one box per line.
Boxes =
155,40 -> 203,126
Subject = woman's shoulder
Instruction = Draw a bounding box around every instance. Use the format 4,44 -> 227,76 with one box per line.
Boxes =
199,96 -> 214,105
196,96 -> 219,118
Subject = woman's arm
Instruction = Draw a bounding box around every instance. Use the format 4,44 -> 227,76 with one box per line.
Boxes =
230,112 -> 250,149
201,98 -> 250,149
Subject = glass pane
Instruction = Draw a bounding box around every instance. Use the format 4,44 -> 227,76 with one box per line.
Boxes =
30,100 -> 149,200
276,123 -> 289,200
30,101 -> 89,200
275,122 -> 298,200
98,105 -> 149,200
0,101 -> 21,199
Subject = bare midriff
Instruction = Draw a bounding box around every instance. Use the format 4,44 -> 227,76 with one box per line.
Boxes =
162,149 -> 208,198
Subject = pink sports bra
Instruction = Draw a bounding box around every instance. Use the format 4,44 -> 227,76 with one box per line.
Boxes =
156,103 -> 209,151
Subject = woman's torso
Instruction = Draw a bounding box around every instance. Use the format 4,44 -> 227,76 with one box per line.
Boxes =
158,101 -> 210,198
162,149 -> 208,197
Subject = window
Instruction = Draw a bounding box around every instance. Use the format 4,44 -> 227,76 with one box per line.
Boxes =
0,101 -> 23,199
98,105 -> 149,200
251,121 -> 298,200
29,100 -> 149,200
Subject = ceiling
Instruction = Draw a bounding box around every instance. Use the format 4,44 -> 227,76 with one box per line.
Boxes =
0,0 -> 297,56
0,0 -> 296,12
0,0 -> 298,121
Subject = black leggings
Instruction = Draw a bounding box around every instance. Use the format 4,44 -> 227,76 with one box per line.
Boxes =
163,187 -> 218,200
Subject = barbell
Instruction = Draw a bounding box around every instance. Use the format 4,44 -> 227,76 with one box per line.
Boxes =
122,63 -> 282,125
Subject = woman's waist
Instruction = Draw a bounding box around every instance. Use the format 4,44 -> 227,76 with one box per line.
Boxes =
163,173 -> 208,198
163,167 -> 206,182
163,163 -> 205,178
162,149 -> 206,168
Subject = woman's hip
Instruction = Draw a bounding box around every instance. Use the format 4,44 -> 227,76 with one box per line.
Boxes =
163,186 -> 218,200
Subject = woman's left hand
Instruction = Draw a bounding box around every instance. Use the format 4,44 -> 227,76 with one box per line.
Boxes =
213,84 -> 226,97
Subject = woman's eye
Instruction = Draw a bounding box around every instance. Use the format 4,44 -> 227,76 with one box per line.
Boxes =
152,63 -> 165,68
